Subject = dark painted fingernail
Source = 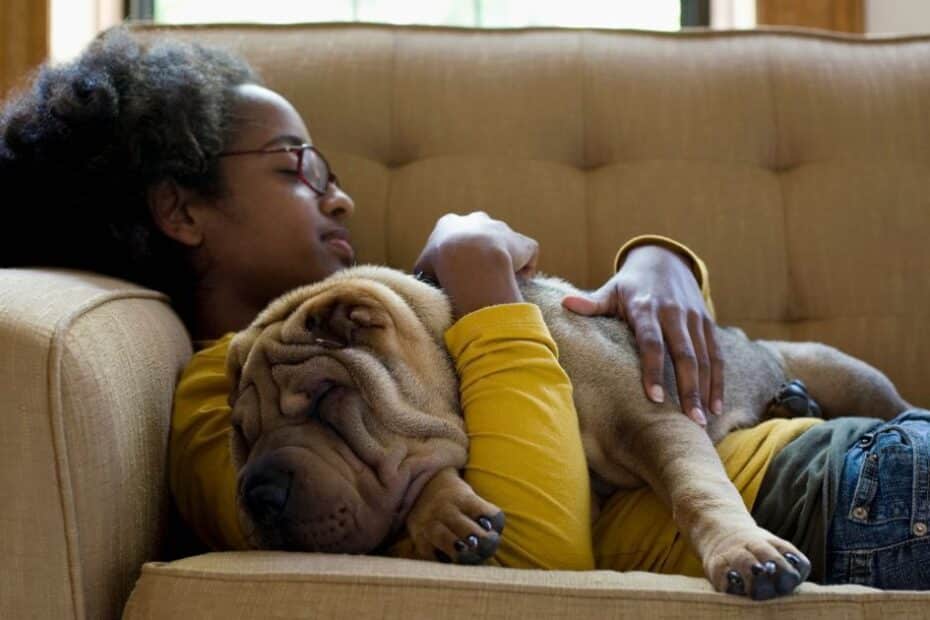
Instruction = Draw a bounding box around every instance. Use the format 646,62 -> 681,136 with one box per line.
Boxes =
466,534 -> 479,549
478,517 -> 493,531
751,563 -> 765,576
763,560 -> 777,575
453,540 -> 466,552
435,550 -> 451,563
784,552 -> 801,568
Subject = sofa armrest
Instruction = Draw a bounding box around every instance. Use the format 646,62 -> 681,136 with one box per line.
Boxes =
0,268 -> 192,620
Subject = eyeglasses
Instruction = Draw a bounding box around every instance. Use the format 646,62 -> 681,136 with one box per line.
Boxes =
218,144 -> 339,196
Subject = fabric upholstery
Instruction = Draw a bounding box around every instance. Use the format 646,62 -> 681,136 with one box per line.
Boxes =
4,22 -> 930,619
139,24 -> 930,405
0,269 -> 192,619
124,551 -> 926,619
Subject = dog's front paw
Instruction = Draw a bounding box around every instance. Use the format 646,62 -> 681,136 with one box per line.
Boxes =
704,527 -> 811,600
406,468 -> 505,565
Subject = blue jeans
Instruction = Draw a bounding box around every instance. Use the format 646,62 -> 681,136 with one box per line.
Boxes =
827,410 -> 930,589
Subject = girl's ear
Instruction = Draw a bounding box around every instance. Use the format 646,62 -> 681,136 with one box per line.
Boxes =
147,179 -> 205,247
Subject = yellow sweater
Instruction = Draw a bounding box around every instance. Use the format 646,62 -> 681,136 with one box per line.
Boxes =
169,235 -> 812,573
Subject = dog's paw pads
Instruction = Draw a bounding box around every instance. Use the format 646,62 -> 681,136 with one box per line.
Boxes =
769,379 -> 822,418
749,561 -> 779,600
725,558 -> 804,600
744,557 -> 803,599
443,514 -> 505,565
725,570 -> 745,595
783,552 -> 811,581
479,512 -> 506,534
453,518 -> 503,564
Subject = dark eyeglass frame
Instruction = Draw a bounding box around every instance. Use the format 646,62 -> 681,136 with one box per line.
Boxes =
218,143 -> 339,196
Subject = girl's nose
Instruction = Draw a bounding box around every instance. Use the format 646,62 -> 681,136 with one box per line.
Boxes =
320,183 -> 355,220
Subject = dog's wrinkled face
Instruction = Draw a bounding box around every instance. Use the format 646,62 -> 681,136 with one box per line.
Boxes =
227,266 -> 467,553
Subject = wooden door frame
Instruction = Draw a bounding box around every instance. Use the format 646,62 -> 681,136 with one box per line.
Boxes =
757,0 -> 864,34
1,0 -> 50,100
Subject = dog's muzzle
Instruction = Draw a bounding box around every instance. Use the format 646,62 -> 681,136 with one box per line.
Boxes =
241,460 -> 292,527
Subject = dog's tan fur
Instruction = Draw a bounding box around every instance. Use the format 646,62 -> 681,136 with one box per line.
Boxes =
227,265 -> 908,595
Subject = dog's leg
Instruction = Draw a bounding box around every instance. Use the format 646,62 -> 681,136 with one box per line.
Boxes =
760,341 -> 911,421
405,467 -> 506,565
619,412 -> 811,599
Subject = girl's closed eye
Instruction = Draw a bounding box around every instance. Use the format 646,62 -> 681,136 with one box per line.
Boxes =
277,158 -> 301,177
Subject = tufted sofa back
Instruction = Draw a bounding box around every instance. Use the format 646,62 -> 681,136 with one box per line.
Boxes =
6,23 -> 930,619
139,23 -> 930,401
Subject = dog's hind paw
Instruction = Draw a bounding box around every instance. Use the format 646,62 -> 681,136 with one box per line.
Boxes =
768,379 -> 822,419
705,527 -> 811,600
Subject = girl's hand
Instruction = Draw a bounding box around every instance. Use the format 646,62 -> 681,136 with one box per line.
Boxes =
562,245 -> 723,426
413,212 -> 539,319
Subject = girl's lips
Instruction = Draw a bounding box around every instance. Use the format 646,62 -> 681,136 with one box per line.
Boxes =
325,237 -> 355,263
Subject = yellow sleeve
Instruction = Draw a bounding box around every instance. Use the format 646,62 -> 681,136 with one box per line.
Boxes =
444,303 -> 593,570
614,234 -> 716,320
169,333 -> 248,551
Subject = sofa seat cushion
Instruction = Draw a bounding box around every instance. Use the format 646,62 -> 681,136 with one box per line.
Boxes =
123,551 -> 930,619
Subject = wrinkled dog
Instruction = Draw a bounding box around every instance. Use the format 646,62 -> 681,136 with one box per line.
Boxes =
227,265 -> 908,599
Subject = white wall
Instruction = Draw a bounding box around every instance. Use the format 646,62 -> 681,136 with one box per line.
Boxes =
710,0 -> 756,29
866,0 -> 930,34
50,0 -> 122,63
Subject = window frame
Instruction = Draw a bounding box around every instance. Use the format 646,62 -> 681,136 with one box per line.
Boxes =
131,1 -> 709,29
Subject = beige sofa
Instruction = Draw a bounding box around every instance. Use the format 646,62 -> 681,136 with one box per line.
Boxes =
4,22 -> 930,619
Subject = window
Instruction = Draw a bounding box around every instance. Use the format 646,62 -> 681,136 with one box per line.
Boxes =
139,0 -> 714,30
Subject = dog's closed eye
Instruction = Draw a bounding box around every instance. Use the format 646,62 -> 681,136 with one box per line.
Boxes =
314,336 -> 344,349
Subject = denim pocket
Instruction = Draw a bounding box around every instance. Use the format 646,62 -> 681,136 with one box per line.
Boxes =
848,429 -> 914,525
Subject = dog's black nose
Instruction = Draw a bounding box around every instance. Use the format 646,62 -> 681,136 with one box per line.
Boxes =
243,468 -> 292,525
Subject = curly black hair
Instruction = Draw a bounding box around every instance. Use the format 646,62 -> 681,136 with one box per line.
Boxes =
0,26 -> 260,328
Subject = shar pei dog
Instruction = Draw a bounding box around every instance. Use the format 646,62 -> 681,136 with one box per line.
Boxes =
225,265 -> 908,599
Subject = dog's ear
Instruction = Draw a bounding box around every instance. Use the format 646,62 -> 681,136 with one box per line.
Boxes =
310,302 -> 386,348
282,290 -> 391,348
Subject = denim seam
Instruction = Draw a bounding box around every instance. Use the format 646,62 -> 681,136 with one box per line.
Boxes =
847,447 -> 879,522
831,532 -> 930,556
896,422 -> 930,532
